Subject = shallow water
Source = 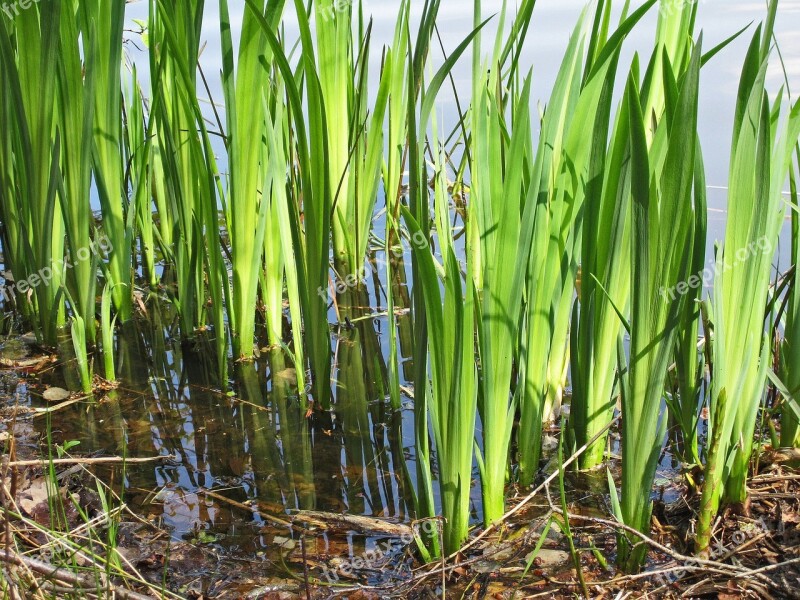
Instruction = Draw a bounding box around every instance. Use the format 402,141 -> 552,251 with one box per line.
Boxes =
19,281 -> 431,582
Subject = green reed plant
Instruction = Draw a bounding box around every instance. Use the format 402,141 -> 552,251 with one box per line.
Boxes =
405,0 -> 442,557
405,0 -> 485,555
261,95 -> 307,394
316,0 -> 390,278
261,97 -> 289,350
467,0 -> 562,521
404,207 -> 477,556
698,8 -> 800,553
611,40 -> 704,572
57,0 -> 97,346
518,0 -> 639,487
540,279 -> 576,425
80,0 -> 132,321
779,150 -> 800,448
0,1 -> 66,344
470,68 -> 538,525
315,0 -> 354,273
245,0 -> 336,405
380,0 -> 410,411
124,65 -> 158,289
151,0 -> 234,382
569,0 -> 693,470
149,0 -> 209,337
217,0 -> 284,361
69,313 -> 91,392
381,0 -> 411,212
101,282 -> 117,381
199,127 -> 232,381
146,129 -> 177,292
0,28 -> 21,298
152,0 -> 232,380
668,155 -> 707,466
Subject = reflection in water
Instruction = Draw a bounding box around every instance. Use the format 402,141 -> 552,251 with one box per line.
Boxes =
334,284 -> 395,519
41,261 -> 415,570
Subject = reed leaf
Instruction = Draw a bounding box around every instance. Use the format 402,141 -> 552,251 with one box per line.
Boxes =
150,0 -> 209,336
101,283 -> 117,382
697,6 -> 800,551
382,0 -> 411,411
780,148 -> 800,447
569,0 -> 691,470
403,207 -> 476,556
80,0 -> 131,320
244,0 -> 335,404
0,1 -> 66,344
471,72 -> 538,524
616,38 -> 703,572
218,0 -> 285,360
406,3 -> 485,555
57,1 -> 97,345
70,314 -> 91,393
518,4 -> 611,487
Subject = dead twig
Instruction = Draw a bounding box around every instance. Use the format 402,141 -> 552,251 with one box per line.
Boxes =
0,550 -> 156,600
2,455 -> 175,468
201,489 -> 294,530
737,556 -> 800,578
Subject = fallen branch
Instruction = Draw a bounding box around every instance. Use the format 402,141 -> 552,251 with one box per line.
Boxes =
1,455 -> 175,469
31,398 -> 83,417
0,550 -> 156,600
738,556 -> 800,578
751,473 -> 800,483
759,448 -> 800,465
201,489 -> 294,530
290,510 -> 413,538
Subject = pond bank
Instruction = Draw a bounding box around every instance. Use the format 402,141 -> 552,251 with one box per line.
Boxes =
2,335 -> 799,598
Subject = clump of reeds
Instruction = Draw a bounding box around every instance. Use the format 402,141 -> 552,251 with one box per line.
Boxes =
0,0 -> 798,578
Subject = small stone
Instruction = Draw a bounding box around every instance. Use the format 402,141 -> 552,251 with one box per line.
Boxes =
526,548 -> 570,567
42,387 -> 70,402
